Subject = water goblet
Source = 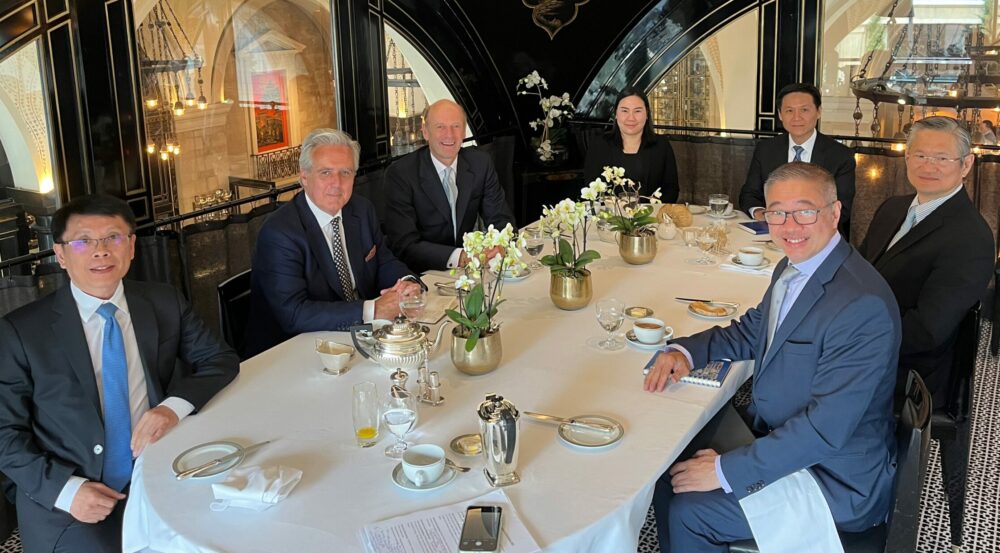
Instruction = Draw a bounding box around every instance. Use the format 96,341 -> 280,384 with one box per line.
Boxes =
383,392 -> 417,459
695,229 -> 718,265
399,288 -> 427,322
595,298 -> 625,351
522,227 -> 544,270
709,194 -> 729,217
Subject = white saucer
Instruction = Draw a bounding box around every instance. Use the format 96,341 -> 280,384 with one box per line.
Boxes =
729,256 -> 771,269
625,329 -> 672,350
391,463 -> 457,492
687,302 -> 739,321
557,415 -> 624,449
502,267 -> 532,283
708,211 -> 738,219
172,441 -> 245,479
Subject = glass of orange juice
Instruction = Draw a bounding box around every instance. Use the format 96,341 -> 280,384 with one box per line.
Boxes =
352,381 -> 380,447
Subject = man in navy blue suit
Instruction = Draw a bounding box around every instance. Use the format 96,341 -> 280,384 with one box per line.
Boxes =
246,129 -> 419,357
646,163 -> 901,552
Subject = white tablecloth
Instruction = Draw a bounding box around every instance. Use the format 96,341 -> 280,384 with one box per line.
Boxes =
124,214 -> 773,553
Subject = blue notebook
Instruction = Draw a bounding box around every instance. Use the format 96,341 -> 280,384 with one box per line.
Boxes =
680,360 -> 734,388
737,221 -> 769,235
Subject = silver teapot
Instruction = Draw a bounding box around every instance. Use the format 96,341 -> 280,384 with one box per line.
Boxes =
477,394 -> 520,487
350,316 -> 448,373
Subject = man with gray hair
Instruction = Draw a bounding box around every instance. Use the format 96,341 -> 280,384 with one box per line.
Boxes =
246,128 -> 419,357
859,115 -> 994,406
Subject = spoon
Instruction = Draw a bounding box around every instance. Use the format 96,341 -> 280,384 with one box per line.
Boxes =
446,458 -> 471,473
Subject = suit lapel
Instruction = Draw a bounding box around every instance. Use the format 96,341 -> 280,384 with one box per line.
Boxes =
342,202 -> 370,298
869,197 -> 912,265
418,149 -> 454,223
766,135 -> 788,167
294,193 -> 348,299
810,133 -> 828,166
877,191 -> 968,267
50,287 -> 102,416
454,153 -> 473,235
124,283 -> 161,406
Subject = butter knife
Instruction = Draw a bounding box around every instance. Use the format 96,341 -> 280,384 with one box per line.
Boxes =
523,412 -> 616,434
175,440 -> 272,480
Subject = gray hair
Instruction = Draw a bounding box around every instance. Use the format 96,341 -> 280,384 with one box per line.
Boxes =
764,161 -> 838,204
907,116 -> 971,158
299,128 -> 361,172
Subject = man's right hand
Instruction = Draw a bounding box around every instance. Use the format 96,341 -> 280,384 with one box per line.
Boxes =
643,351 -> 692,392
69,482 -> 126,523
373,290 -> 402,320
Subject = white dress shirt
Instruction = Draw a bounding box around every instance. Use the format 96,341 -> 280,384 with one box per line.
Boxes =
55,282 -> 194,512
887,183 -> 965,250
749,130 -> 819,218
429,155 -> 465,268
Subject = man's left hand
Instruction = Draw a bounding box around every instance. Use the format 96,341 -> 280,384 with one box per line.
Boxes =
668,449 -> 722,493
385,279 -> 421,299
131,405 -> 179,458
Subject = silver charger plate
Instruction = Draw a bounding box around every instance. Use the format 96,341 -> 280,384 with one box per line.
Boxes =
729,255 -> 772,269
172,441 -> 245,479
625,329 -> 673,351
391,463 -> 457,492
687,302 -> 739,321
558,415 -> 624,449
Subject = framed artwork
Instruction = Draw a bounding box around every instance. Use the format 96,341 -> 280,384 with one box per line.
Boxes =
251,70 -> 290,153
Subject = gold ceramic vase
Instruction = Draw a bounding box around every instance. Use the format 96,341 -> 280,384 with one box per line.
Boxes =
451,327 -> 503,375
549,269 -> 593,310
618,232 -> 657,265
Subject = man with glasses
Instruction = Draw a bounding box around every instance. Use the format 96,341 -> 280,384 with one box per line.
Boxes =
859,116 -> 994,406
246,128 -> 420,357
0,194 -> 239,552
646,163 -> 900,552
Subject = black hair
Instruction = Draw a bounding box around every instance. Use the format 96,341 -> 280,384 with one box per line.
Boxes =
776,83 -> 822,110
52,194 -> 137,243
983,120 -> 995,132
608,86 -> 657,147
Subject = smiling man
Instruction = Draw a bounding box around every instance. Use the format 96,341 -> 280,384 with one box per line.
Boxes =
383,99 -> 515,272
738,83 -> 856,238
645,163 -> 900,552
859,116 -> 994,406
0,195 -> 238,552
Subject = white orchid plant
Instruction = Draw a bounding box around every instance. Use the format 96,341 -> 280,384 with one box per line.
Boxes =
538,197 -> 601,278
516,70 -> 575,162
589,166 -> 662,236
446,223 -> 526,351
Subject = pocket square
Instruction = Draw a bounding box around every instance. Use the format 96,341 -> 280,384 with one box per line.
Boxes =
365,245 -> 377,262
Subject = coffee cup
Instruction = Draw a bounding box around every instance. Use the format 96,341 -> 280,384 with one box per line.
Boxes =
402,444 -> 445,486
737,246 -> 764,266
633,317 -> 672,344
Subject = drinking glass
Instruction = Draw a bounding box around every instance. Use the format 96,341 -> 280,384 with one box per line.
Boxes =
352,381 -> 380,448
522,227 -> 544,269
687,228 -> 718,265
682,226 -> 700,248
595,298 -> 625,350
709,194 -> 729,217
399,289 -> 427,322
383,392 -> 417,458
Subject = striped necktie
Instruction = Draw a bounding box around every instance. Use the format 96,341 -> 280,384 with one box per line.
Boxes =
887,207 -> 918,250
96,302 -> 133,491
792,145 -> 805,162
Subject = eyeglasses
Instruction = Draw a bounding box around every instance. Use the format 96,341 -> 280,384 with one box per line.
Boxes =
905,153 -> 966,166
57,233 -> 132,253
762,202 -> 835,225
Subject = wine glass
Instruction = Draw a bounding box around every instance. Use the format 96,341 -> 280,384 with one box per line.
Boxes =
689,228 -> 718,265
382,391 -> 417,458
399,289 -> 427,322
595,298 -> 625,351
522,227 -> 544,270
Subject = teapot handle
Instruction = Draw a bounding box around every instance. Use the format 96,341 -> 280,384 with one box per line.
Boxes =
349,324 -> 374,359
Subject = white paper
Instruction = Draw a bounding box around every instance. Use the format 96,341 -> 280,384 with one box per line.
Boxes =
359,489 -> 540,553
418,295 -> 458,325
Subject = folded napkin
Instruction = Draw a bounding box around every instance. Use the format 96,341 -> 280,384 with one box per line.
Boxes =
719,263 -> 774,276
210,465 -> 302,512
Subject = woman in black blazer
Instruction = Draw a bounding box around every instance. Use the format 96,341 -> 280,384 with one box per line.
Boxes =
583,86 -> 679,201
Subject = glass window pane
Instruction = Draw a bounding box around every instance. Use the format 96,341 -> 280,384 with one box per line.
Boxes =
0,39 -> 54,194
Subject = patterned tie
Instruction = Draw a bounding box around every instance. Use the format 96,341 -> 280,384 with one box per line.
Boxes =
96,303 -> 132,491
887,206 -> 918,250
792,145 -> 805,162
330,217 -> 358,301
442,166 -> 459,240
766,265 -> 802,351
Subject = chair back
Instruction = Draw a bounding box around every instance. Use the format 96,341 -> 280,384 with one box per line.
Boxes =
883,370 -> 932,552
217,269 -> 252,359
941,303 -> 980,422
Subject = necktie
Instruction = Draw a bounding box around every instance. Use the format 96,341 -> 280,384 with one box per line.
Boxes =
766,265 -> 802,351
792,145 -> 805,162
442,166 -> 459,240
887,206 -> 918,250
96,303 -> 132,491
330,217 -> 358,301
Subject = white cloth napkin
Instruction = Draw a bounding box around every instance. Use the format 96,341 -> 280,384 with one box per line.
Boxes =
719,263 -> 774,276
210,465 -> 302,512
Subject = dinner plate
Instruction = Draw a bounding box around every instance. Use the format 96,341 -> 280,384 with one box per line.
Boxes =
557,415 -> 624,449
625,329 -> 673,350
687,302 -> 739,321
391,463 -> 457,492
172,441 -> 246,479
687,205 -> 708,215
501,267 -> 532,283
729,256 -> 772,269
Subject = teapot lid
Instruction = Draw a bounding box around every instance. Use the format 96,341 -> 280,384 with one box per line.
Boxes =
477,393 -> 518,422
374,316 -> 426,345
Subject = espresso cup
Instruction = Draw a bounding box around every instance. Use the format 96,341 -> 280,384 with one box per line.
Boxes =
634,317 -> 669,344
402,444 -> 445,487
738,246 -> 764,266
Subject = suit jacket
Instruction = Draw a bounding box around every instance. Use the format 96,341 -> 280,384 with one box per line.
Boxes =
858,191 -> 995,406
738,132 -> 856,238
0,281 -> 239,552
674,238 -> 901,532
246,192 -> 412,356
583,133 -> 680,201
384,146 -> 515,272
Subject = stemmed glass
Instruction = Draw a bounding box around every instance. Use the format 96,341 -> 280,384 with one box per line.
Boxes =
688,228 -> 718,265
399,289 -> 427,322
522,227 -> 544,270
382,390 -> 417,458
595,298 -> 625,350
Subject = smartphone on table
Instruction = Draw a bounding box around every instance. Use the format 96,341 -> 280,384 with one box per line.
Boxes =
458,505 -> 503,552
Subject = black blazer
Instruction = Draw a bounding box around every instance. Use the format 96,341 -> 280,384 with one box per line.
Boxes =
384,146 -> 515,273
247,192 -> 413,357
858,191 -> 995,405
739,132 -> 856,238
0,281 -> 239,552
583,133 -> 679,202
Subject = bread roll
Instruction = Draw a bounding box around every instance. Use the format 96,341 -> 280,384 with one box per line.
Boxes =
658,204 -> 693,227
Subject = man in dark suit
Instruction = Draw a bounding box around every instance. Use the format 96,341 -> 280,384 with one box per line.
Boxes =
384,99 -> 515,273
859,116 -> 995,406
247,129 -> 419,357
739,83 -> 856,238
647,163 -> 900,552
0,195 -> 239,553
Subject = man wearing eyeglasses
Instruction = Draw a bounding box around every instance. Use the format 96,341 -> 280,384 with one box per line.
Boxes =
859,116 -> 994,407
0,194 -> 239,553
646,163 -> 900,552
246,128 -> 420,357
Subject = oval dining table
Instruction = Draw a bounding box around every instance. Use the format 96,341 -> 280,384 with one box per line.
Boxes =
123,211 -> 774,553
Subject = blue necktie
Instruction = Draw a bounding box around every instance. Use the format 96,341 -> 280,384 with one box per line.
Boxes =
96,303 -> 132,491
792,145 -> 805,162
